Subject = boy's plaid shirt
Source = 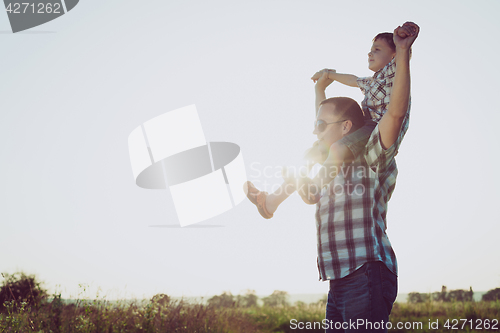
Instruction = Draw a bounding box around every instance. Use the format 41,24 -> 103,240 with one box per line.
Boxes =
357,58 -> 397,121
315,123 -> 406,281
357,58 -> 411,155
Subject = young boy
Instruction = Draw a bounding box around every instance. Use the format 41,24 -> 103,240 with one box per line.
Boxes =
244,23 -> 416,217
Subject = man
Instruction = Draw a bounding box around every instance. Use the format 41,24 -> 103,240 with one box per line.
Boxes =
298,22 -> 419,332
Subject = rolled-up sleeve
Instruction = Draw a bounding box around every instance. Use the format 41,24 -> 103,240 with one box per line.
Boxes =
364,124 -> 401,172
357,76 -> 371,95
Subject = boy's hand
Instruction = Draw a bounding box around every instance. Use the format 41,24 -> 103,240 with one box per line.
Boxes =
394,22 -> 419,50
311,68 -> 336,83
314,70 -> 334,91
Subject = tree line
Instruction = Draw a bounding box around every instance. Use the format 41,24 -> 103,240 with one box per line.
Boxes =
407,285 -> 500,303
207,290 -> 290,308
2,273 -> 500,312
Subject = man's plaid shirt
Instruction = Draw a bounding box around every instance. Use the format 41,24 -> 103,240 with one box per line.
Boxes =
315,123 -> 406,281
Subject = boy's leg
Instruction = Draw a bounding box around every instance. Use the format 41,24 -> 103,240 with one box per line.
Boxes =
244,181 -> 274,219
337,120 -> 377,160
265,181 -> 296,214
310,121 -> 377,197
245,162 -> 315,218
244,180 -> 296,219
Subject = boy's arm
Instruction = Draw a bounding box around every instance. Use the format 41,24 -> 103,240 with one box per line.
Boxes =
329,72 -> 358,87
311,70 -> 358,87
378,22 -> 419,150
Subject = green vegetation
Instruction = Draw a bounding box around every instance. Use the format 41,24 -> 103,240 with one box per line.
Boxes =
1,272 -> 499,332
483,289 -> 500,302
408,286 -> 474,303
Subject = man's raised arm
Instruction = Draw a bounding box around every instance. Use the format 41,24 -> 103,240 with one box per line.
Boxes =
313,70 -> 334,115
378,22 -> 419,149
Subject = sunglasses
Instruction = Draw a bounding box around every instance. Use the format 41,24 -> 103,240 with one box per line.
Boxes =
314,119 -> 348,133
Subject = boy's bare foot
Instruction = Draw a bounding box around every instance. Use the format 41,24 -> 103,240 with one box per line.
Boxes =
243,181 -> 273,219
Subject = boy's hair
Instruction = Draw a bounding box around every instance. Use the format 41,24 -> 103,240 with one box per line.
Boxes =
373,32 -> 413,57
373,32 -> 396,52
319,97 -> 365,132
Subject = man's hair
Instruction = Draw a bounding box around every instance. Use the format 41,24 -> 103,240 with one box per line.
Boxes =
319,97 -> 365,132
373,32 -> 396,52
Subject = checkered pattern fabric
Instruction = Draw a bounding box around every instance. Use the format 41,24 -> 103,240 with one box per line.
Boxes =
357,58 -> 396,120
315,123 -> 406,281
357,58 -> 411,151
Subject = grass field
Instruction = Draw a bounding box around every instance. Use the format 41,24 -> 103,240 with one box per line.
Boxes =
1,294 -> 499,332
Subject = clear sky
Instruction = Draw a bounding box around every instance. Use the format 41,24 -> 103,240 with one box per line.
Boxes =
1,0 -> 499,300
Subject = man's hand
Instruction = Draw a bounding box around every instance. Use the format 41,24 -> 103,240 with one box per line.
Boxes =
311,68 -> 336,83
314,70 -> 335,92
394,22 -> 419,50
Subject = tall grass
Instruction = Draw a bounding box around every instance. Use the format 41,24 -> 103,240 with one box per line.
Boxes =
0,294 -> 262,333
1,292 -> 499,332
389,300 -> 500,332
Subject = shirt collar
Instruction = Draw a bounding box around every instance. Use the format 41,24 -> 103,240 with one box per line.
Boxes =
373,57 -> 395,80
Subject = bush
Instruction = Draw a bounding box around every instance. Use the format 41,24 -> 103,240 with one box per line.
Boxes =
236,290 -> 258,308
262,290 -> 289,307
150,293 -> 171,306
408,286 -> 474,303
207,291 -> 236,308
408,292 -> 430,303
0,272 -> 47,313
482,288 -> 500,301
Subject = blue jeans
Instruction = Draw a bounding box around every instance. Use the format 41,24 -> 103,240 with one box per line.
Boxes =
325,261 -> 398,333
